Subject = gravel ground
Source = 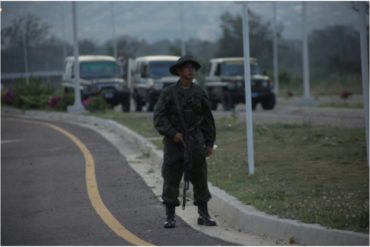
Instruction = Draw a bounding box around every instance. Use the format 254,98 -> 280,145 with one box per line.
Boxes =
212,96 -> 365,129
114,95 -> 365,129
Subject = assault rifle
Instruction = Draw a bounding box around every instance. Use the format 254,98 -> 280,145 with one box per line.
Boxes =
182,134 -> 193,209
172,91 -> 193,210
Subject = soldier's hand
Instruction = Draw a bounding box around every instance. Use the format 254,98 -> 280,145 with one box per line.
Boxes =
206,147 -> 213,157
173,132 -> 185,145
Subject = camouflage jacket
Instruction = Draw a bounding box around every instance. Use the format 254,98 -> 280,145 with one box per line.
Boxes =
153,81 -> 216,148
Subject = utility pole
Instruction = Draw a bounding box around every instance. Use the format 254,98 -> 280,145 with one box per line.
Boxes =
111,2 -> 118,59
302,2 -> 310,101
61,5 -> 67,64
180,2 -> 186,56
300,2 -> 317,106
272,2 -> 279,95
22,28 -> 30,84
242,2 -> 255,175
359,2 -> 369,164
67,1 -> 85,114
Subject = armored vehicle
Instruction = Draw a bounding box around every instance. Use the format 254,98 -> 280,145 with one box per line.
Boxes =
62,55 -> 131,112
205,57 -> 275,110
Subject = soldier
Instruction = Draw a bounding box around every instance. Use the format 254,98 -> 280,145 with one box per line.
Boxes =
153,55 -> 217,228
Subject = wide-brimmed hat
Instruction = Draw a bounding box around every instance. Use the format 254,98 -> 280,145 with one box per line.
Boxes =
169,55 -> 201,76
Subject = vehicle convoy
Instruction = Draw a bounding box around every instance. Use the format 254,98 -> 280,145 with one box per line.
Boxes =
205,57 -> 276,110
131,55 -> 180,111
62,55 -> 131,112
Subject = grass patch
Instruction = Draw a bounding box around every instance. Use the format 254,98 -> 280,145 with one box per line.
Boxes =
92,111 -> 158,138
210,119 -> 368,233
278,74 -> 363,98
91,111 -> 368,233
320,102 -> 364,109
311,74 -> 363,96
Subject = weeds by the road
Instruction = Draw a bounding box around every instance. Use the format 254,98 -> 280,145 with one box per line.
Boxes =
320,102 -> 363,109
92,111 -> 369,233
212,117 -> 368,233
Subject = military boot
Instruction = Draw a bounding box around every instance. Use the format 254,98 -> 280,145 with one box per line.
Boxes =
197,202 -> 217,226
164,204 -> 176,228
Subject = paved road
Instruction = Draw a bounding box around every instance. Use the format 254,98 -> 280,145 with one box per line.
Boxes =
1,116 -> 234,245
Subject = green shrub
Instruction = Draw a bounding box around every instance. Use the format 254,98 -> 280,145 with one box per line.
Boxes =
83,96 -> 109,112
48,93 -> 75,111
13,80 -> 54,98
3,80 -> 56,109
17,95 -> 49,109
312,74 -> 362,95
1,88 -> 16,105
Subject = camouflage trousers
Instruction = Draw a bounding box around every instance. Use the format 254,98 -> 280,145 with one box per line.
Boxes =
161,138 -> 211,206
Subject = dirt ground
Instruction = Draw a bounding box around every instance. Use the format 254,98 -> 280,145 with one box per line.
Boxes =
115,94 -> 365,129
212,95 -> 365,129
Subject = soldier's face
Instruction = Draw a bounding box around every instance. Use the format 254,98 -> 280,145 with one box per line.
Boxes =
178,63 -> 195,80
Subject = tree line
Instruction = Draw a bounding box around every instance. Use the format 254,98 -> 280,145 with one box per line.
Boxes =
1,10 -> 362,85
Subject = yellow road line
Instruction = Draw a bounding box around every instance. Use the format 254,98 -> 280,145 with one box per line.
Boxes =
4,117 -> 153,246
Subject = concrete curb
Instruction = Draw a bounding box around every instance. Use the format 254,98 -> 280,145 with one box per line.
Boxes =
2,108 -> 368,246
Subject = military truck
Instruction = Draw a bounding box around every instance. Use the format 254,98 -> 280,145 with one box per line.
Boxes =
205,57 -> 276,110
62,55 -> 131,112
131,55 -> 180,111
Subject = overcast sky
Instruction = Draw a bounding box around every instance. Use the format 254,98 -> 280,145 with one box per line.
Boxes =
1,1 -> 363,45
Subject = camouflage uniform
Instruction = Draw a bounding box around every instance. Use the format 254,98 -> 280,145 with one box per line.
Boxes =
153,81 -> 216,206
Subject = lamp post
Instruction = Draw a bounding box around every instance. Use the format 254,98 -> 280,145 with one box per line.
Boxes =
67,1 -> 85,113
111,2 -> 118,59
302,2 -> 310,101
359,2 -> 369,164
272,2 -> 279,95
22,28 -> 30,84
180,2 -> 186,56
242,2 -> 255,175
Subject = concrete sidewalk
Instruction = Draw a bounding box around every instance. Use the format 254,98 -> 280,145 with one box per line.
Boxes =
2,107 -> 369,246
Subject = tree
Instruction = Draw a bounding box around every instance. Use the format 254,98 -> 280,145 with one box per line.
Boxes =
79,39 -> 100,55
105,35 -> 144,58
217,12 -> 243,57
216,10 -> 283,72
1,13 -> 50,49
309,25 -> 361,76
1,13 -> 51,73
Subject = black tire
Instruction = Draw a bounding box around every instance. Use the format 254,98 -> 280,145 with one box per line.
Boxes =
210,99 -> 218,111
261,93 -> 276,110
147,95 -> 156,112
221,91 -> 234,111
252,99 -> 257,110
133,92 -> 143,112
121,98 -> 130,112
135,99 -> 142,112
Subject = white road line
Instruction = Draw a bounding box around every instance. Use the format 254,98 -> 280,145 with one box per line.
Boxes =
1,139 -> 23,144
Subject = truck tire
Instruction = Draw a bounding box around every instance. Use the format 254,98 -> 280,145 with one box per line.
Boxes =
135,99 -> 143,112
121,98 -> 131,112
252,99 -> 257,110
261,93 -> 276,110
221,91 -> 234,111
210,99 -> 218,111
147,95 -> 156,112
133,92 -> 143,112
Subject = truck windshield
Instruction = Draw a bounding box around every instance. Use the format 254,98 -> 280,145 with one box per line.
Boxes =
148,61 -> 174,79
221,62 -> 262,76
80,61 -> 118,79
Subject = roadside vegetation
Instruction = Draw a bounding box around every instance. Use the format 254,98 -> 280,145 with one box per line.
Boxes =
2,81 -> 367,232
1,2 -> 366,235
1,80 -> 109,112
92,111 -> 368,233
